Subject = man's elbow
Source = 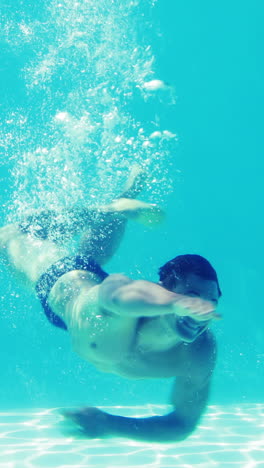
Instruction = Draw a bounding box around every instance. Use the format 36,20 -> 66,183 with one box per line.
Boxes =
179,418 -> 200,440
164,413 -> 200,442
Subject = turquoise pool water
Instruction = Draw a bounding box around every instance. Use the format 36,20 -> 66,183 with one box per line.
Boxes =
0,0 -> 263,466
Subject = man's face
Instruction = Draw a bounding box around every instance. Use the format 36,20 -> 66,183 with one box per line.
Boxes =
172,273 -> 220,342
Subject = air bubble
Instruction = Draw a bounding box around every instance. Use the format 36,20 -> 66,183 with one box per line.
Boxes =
142,79 -> 168,91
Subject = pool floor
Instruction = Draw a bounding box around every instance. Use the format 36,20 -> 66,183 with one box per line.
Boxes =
0,404 -> 263,467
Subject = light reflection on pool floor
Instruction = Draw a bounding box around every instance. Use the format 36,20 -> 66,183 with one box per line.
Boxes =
0,404 -> 263,467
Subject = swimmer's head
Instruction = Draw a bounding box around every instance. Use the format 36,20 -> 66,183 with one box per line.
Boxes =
159,254 -> 221,296
159,254 -> 221,342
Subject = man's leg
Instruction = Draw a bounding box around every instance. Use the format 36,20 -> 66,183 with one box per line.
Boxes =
0,166 -> 164,287
77,166 -> 164,264
18,166 -> 164,265
0,224 -> 69,290
18,165 -> 146,243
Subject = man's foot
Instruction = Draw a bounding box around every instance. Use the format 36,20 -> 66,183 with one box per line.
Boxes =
102,197 -> 165,227
120,165 -> 147,199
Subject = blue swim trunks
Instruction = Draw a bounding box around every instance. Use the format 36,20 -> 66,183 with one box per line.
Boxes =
35,255 -> 108,330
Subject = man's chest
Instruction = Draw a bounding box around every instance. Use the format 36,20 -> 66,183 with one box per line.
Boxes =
115,332 -> 212,380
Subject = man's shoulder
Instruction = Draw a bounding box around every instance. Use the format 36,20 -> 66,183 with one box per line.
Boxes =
157,330 -> 216,380
192,329 -> 217,354
180,330 -> 217,383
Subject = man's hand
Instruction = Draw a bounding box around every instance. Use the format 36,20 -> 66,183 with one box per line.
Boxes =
61,406 -> 190,442
62,407 -> 111,439
172,294 -> 221,322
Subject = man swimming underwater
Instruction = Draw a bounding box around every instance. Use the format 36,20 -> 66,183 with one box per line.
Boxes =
0,167 -> 221,442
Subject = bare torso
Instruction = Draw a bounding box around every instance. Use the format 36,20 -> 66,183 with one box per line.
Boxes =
48,270 -> 214,381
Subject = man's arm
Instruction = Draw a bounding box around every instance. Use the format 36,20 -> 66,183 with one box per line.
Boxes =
63,333 -> 217,442
62,373 -> 213,443
98,274 -> 216,319
109,376 -> 212,442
